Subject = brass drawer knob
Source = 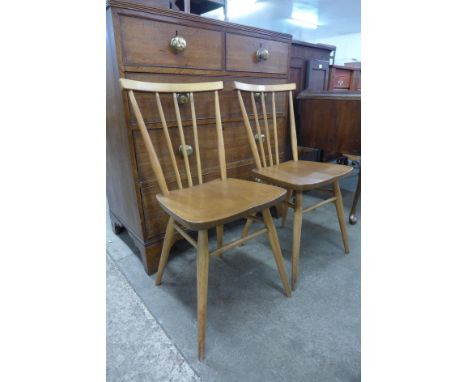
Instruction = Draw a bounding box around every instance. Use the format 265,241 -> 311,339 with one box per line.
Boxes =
176,93 -> 190,105
254,133 -> 265,143
179,144 -> 193,157
170,31 -> 186,53
254,92 -> 262,102
256,46 -> 270,61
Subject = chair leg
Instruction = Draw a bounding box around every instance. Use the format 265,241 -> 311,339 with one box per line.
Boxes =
333,180 -> 350,254
239,217 -> 253,246
197,229 -> 210,361
291,191 -> 303,290
349,168 -> 361,225
216,224 -> 223,249
281,189 -> 293,228
156,217 -> 175,285
262,208 -> 292,297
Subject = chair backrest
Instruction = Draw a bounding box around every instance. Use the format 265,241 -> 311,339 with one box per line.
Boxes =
120,78 -> 226,195
234,81 -> 297,170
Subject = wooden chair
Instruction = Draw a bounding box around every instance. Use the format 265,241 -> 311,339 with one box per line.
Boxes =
234,81 -> 353,290
120,78 -> 291,361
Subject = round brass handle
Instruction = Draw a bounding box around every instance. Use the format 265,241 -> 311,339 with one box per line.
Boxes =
177,93 -> 190,105
170,31 -> 186,53
253,92 -> 262,102
254,133 -> 265,143
179,144 -> 193,157
256,46 -> 270,61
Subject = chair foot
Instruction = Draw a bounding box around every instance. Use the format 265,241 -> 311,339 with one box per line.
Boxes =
156,217 -> 175,285
291,191 -> 303,290
197,230 -> 209,361
333,180 -> 350,254
262,208 -> 291,297
348,166 -> 361,225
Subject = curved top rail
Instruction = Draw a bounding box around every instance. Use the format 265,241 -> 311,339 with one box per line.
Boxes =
120,78 -> 224,93
233,81 -> 296,92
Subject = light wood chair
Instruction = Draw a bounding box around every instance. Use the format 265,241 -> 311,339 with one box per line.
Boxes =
120,78 -> 291,361
234,81 -> 353,290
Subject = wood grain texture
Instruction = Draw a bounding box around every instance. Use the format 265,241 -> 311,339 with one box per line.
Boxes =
226,33 -> 289,74
107,1 -> 292,274
297,94 -> 361,160
252,160 -> 352,191
119,14 -> 223,70
156,178 -> 286,230
328,65 -> 361,91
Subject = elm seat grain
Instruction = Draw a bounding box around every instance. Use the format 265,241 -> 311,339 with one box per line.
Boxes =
253,160 -> 352,192
157,178 -> 286,230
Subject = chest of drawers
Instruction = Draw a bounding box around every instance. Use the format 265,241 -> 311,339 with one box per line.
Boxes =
107,0 -> 292,274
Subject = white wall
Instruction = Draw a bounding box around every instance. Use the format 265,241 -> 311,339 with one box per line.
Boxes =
314,33 -> 361,65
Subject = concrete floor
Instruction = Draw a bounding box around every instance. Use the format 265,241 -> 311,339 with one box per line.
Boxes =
107,171 -> 360,382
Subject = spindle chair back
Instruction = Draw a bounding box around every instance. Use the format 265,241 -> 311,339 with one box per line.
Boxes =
120,79 -> 291,361
234,81 -> 353,290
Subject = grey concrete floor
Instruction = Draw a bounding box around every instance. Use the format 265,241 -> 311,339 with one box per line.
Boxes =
107,253 -> 200,381
107,170 -> 360,382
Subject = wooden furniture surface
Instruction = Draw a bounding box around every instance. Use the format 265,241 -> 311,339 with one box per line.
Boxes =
121,78 -> 291,361
234,81 -> 352,290
328,65 -> 361,91
158,178 -> 285,229
289,40 -> 336,96
107,0 -> 292,274
252,160 -> 352,191
297,90 -> 361,161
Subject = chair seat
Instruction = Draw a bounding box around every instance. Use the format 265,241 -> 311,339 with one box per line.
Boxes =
253,160 -> 353,191
156,178 -> 286,230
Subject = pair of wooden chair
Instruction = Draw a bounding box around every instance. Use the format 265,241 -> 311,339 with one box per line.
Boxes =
120,78 -> 351,361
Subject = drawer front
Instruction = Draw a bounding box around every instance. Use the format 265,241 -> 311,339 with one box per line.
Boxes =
329,68 -> 352,89
119,14 -> 223,70
226,33 -> 289,74
125,73 -> 288,128
133,118 -> 287,185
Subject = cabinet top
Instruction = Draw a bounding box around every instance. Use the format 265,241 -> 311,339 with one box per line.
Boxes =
297,90 -> 361,101
292,40 -> 336,51
107,0 -> 293,42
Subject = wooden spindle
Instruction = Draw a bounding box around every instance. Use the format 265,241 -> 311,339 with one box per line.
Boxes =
288,90 -> 298,162
250,92 -> 267,167
237,91 -> 262,170
214,91 -> 226,180
173,93 -> 193,187
189,92 -> 203,185
271,92 -> 279,165
155,93 -> 182,189
128,90 -> 169,194
261,92 -> 274,166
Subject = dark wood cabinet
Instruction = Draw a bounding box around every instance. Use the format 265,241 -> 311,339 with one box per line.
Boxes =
297,91 -> 361,161
328,65 -> 361,91
289,40 -> 335,96
106,0 -> 292,274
